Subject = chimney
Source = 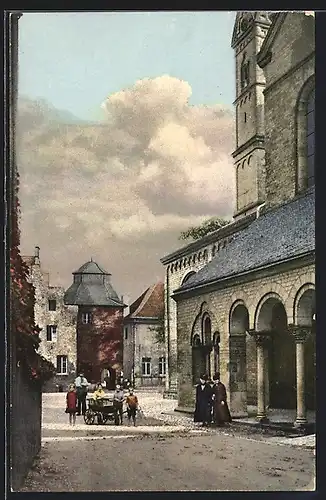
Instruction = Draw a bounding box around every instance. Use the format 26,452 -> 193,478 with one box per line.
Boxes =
34,246 -> 40,265
121,295 -> 124,304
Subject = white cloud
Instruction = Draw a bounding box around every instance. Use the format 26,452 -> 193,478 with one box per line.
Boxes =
18,75 -> 235,300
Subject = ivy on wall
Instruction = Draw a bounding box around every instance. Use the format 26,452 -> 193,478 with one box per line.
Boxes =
10,171 -> 55,385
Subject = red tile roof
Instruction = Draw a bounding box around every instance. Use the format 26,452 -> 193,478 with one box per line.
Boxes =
125,282 -> 164,320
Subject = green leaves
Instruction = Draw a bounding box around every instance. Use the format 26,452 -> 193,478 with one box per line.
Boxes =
179,217 -> 231,242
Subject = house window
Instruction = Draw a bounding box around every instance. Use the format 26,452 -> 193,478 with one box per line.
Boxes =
46,325 -> 57,342
48,299 -> 56,311
141,357 -> 151,376
159,357 -> 166,376
81,312 -> 92,324
57,355 -> 68,375
306,88 -> 315,187
124,327 -> 128,340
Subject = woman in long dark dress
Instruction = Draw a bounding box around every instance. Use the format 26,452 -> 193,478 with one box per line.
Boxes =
212,372 -> 232,426
194,374 -> 213,426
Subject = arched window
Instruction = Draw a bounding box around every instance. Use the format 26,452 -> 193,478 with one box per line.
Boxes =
241,53 -> 250,90
306,88 -> 315,188
296,77 -> 315,192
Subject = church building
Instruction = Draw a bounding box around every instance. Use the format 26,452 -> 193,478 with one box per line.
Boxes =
162,11 -> 315,426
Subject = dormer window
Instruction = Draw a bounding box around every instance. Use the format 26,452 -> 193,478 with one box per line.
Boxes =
81,312 -> 92,324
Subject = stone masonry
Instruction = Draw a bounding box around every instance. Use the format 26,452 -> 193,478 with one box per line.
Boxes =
176,263 -> 315,414
23,248 -> 77,391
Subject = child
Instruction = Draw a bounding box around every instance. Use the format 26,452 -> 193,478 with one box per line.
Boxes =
126,388 -> 138,426
113,384 -> 125,424
93,383 -> 105,402
93,383 -> 106,424
65,384 -> 77,425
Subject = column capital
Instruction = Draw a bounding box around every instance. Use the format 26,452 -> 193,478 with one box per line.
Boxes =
288,324 -> 311,343
247,330 -> 271,345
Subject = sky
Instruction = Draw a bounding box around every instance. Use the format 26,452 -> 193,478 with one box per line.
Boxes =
19,12 -> 236,121
17,11 -> 237,304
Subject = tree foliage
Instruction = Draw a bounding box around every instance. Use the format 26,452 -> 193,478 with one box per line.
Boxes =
179,217 -> 231,242
149,315 -> 165,344
10,170 -> 55,385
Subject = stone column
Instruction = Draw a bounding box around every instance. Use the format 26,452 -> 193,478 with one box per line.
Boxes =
289,325 -> 311,428
209,348 -> 215,379
249,331 -> 270,423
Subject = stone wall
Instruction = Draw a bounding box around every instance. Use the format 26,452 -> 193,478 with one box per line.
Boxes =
164,235 -> 232,394
123,321 -> 166,388
10,361 -> 42,491
77,305 -> 123,384
176,262 -> 315,415
27,260 -> 77,392
263,13 -> 315,208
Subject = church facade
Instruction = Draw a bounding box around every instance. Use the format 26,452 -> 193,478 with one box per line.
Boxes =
162,12 -> 315,426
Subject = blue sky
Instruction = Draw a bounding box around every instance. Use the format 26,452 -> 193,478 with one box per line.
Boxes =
18,11 -> 236,122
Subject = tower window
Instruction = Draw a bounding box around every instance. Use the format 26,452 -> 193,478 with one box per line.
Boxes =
48,299 -> 56,311
241,53 -> 250,89
244,112 -> 247,123
81,312 -> 92,324
46,325 -> 57,342
57,355 -> 68,375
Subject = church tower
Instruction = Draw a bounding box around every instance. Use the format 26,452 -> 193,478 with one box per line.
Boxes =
231,12 -> 272,220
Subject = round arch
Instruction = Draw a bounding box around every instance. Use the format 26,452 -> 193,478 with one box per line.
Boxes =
293,283 -> 315,326
254,292 -> 296,409
229,299 -> 250,334
181,271 -> 196,286
296,75 -> 315,193
254,292 -> 286,332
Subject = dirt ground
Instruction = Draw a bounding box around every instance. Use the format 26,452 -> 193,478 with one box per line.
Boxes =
20,432 -> 314,492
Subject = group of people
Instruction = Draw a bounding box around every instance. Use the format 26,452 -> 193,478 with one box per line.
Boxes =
65,372 -> 139,426
194,372 -> 232,427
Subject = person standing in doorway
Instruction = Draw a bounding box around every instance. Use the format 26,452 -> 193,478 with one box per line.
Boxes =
126,388 -> 138,426
194,374 -> 213,427
75,372 -> 89,416
212,372 -> 232,427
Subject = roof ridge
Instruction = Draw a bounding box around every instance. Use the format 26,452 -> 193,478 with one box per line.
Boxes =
130,283 -> 158,318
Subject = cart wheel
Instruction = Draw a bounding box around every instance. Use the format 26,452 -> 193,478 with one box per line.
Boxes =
84,409 -> 95,425
102,415 -> 109,424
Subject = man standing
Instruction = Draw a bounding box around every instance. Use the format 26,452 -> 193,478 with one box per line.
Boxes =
74,372 -> 89,416
212,372 -> 232,427
194,374 -> 213,427
113,384 -> 125,424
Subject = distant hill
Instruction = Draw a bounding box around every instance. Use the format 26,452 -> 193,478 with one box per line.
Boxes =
17,96 -> 101,128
